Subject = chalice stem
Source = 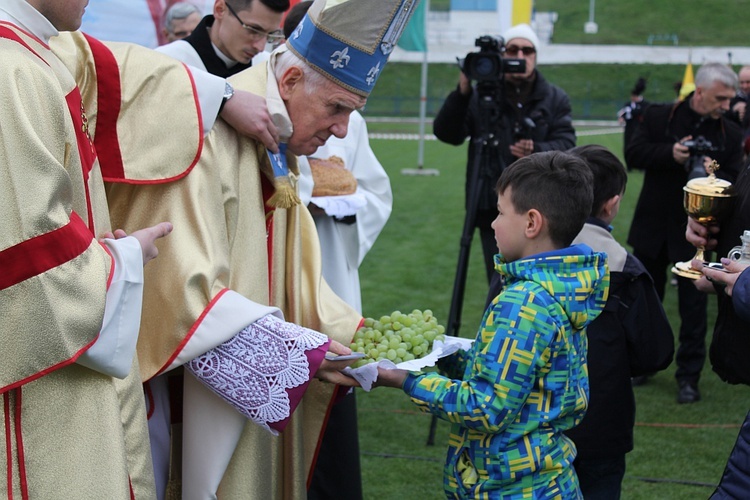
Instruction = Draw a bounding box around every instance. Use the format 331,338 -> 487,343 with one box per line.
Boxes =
694,246 -> 705,264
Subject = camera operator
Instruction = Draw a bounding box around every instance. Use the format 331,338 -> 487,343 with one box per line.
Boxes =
433,23 -> 575,282
626,62 -> 744,405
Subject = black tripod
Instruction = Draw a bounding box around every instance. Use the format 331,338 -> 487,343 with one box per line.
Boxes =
426,81 -> 505,445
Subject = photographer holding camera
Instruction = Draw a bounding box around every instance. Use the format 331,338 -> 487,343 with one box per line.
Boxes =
433,23 -> 575,282
626,62 -> 744,404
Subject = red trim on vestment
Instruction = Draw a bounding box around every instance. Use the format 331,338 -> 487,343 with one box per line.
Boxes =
0,335 -> 99,395
144,380 -> 155,420
0,212 -> 94,291
83,34 -> 125,181
262,176 -> 275,298
129,477 -> 135,500
102,61 -> 203,185
100,242 -> 116,290
152,288 -> 232,379
0,22 -> 48,52
85,36 -> 204,185
306,383 -> 348,490
4,392 -> 12,500
13,390 -> 27,500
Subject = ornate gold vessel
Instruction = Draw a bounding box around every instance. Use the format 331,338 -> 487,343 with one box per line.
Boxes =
672,162 -> 735,279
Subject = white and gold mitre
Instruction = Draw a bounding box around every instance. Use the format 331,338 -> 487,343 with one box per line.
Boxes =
286,0 -> 420,97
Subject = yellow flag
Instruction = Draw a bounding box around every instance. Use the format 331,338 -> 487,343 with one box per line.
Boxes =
679,62 -> 695,101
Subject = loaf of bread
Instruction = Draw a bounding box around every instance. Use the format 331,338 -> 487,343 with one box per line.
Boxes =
309,155 -> 357,196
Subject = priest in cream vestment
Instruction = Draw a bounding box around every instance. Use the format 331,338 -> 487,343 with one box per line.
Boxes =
0,0 -> 199,497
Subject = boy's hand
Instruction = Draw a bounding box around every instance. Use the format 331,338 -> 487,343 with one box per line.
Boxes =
372,367 -> 408,389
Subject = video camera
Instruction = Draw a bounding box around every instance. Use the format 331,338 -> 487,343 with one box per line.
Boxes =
682,136 -> 720,180
460,35 -> 526,83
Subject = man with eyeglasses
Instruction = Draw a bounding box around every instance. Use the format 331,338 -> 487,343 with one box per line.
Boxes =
433,23 -> 575,284
157,0 -> 287,78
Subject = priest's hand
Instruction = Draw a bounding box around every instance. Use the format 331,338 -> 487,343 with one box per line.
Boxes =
686,216 -> 719,251
221,90 -> 280,153
102,222 -> 173,265
315,340 -> 361,387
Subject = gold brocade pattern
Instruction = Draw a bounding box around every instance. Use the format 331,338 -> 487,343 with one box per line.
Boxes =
51,32 -> 203,184
0,24 -> 154,499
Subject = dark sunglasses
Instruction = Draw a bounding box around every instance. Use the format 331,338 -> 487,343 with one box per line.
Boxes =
504,45 -> 536,56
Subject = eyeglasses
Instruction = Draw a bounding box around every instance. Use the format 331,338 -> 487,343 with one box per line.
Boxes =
225,2 -> 285,44
504,45 -> 536,56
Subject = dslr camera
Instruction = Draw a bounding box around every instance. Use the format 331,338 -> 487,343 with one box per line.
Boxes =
460,35 -> 525,83
682,136 -> 719,180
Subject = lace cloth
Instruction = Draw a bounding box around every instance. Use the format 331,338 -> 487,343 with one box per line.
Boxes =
186,314 -> 329,434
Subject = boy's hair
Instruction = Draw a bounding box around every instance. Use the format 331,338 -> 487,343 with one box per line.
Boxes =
568,145 -> 628,217
497,151 -> 593,247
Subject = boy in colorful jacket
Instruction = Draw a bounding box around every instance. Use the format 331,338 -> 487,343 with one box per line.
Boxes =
374,151 -> 610,499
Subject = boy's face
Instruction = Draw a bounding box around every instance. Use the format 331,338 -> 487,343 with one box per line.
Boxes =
491,187 -> 528,263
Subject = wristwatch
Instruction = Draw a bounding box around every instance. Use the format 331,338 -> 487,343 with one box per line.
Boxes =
219,81 -> 234,114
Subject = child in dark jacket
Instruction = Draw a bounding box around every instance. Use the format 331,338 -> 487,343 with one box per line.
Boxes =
565,144 -> 674,499
373,151 -> 610,498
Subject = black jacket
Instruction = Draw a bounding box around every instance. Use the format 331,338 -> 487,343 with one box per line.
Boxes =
626,96 -> 744,262
564,221 -> 674,459
709,162 -> 750,386
433,71 -> 576,213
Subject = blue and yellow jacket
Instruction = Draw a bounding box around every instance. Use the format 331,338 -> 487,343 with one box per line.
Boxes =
403,245 -> 609,499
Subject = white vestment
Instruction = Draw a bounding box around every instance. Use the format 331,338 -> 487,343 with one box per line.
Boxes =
298,111 -> 393,312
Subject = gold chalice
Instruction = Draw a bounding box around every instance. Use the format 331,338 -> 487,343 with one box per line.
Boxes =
672,161 -> 736,279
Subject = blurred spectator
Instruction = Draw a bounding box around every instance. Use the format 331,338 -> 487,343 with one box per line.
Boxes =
162,2 -> 202,42
626,62 -> 744,405
617,77 -> 648,157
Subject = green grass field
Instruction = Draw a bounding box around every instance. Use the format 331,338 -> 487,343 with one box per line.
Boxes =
533,0 -> 750,46
355,128 -> 750,499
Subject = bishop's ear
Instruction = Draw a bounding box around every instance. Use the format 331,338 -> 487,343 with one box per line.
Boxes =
278,67 -> 304,100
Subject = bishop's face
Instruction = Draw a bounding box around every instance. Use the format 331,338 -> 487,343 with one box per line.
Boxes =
280,68 -> 366,156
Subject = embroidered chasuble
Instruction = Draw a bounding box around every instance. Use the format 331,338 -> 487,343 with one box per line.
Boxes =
102,60 -> 361,497
0,24 -> 155,499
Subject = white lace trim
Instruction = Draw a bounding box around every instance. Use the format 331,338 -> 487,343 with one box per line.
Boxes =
186,314 -> 328,434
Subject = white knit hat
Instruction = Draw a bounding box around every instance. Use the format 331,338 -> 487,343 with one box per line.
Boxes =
502,23 -> 541,50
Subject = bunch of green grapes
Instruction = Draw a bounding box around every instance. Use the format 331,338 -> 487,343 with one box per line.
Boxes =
349,309 -> 446,368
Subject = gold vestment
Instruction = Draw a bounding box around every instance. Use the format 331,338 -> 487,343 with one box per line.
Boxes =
0,25 -> 154,499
